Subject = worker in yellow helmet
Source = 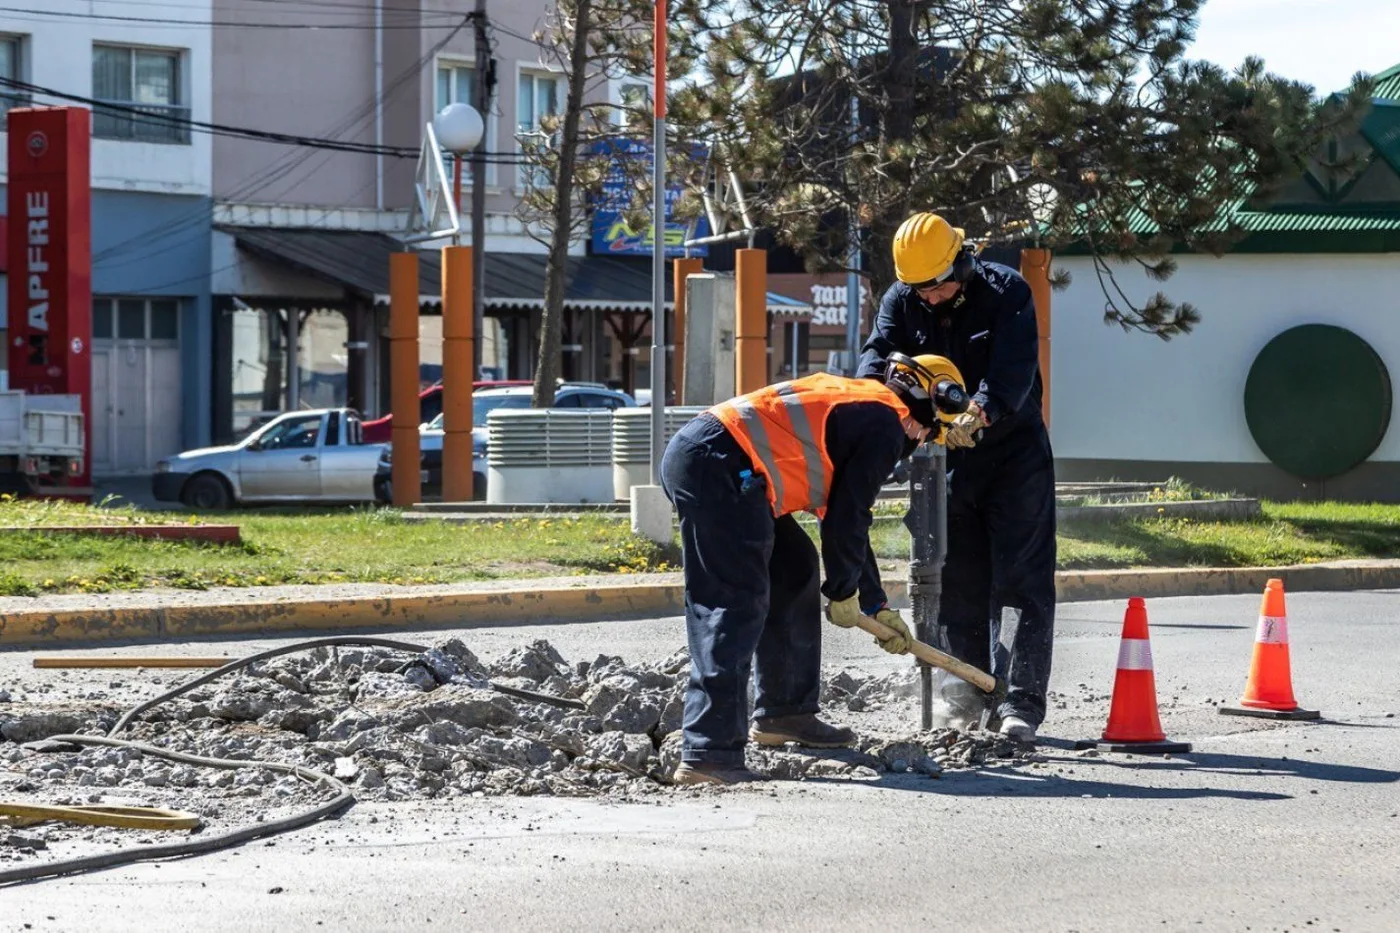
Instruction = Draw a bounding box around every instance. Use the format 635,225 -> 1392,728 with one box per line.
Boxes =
858,212 -> 1057,744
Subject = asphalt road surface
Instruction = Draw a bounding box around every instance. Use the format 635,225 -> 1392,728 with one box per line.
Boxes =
3,590 -> 1398,932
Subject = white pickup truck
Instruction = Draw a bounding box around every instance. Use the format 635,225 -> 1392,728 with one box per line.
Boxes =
153,408 -> 390,510
0,391 -> 85,497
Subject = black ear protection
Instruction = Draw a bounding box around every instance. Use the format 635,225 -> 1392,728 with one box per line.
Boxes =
949,246 -> 977,284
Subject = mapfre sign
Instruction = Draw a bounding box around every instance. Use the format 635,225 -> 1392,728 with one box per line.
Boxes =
5,108 -> 90,392
5,107 -> 92,486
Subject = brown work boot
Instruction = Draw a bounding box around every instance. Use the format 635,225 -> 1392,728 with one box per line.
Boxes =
749,713 -> 857,749
672,761 -> 767,786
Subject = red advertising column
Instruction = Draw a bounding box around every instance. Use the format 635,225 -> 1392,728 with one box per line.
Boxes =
6,107 -> 93,496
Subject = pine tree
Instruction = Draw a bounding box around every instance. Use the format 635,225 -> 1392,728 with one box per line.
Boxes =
664,0 -> 1372,338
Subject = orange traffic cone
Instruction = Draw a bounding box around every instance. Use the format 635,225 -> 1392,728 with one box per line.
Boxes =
1076,598 -> 1192,754
1220,579 -> 1320,721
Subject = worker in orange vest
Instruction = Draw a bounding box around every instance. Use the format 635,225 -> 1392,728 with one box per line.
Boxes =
660,356 -> 960,785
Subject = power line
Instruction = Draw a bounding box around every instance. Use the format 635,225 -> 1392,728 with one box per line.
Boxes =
86,16 -> 490,268
124,174 -> 387,294
89,15 -> 474,265
0,77 -> 525,164
0,6 -> 472,30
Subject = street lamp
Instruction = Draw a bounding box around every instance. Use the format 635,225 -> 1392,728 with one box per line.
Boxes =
432,102 -> 485,503
433,102 -> 484,245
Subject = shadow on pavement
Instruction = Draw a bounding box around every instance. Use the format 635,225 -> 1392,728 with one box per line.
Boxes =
845,769 -> 1292,801
1030,747 -> 1400,785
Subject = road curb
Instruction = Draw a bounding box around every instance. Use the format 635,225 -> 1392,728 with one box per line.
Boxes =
1,561 -> 1397,649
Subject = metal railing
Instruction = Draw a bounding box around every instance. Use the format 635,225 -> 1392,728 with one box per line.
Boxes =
92,101 -> 191,144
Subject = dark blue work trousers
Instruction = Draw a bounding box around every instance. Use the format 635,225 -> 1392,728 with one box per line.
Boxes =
940,425 -> 1058,726
660,417 -> 823,766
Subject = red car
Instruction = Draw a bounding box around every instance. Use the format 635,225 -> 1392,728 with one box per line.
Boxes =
361,380 -> 530,443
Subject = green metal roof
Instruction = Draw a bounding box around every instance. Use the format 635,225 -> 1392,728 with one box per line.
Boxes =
1054,72 -> 1400,254
1374,63 -> 1400,103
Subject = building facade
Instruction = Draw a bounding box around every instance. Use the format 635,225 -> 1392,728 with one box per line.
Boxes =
206,0 -> 663,443
1049,63 -> 1400,500
1,0 -> 214,475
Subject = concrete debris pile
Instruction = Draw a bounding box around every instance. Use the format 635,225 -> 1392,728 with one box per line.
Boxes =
1,639 -> 1039,809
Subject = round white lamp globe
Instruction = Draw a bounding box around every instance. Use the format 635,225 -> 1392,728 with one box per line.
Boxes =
434,102 -> 484,154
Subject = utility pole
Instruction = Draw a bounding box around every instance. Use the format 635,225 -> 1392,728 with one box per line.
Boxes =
649,0 -> 667,485
472,0 -> 492,378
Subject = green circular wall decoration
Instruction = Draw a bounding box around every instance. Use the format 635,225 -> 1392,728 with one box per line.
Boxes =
1244,324 -> 1392,479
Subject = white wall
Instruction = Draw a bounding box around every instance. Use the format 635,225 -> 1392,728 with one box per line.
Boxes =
0,0 -> 212,196
1051,253 -> 1400,463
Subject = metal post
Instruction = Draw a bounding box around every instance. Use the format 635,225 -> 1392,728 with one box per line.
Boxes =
286,308 -> 300,411
649,0 -> 668,486
452,160 -> 463,248
472,4 -> 489,378
843,46 -> 861,376
790,320 -> 800,377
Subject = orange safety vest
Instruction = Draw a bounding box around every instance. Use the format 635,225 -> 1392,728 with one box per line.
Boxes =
708,373 -> 910,518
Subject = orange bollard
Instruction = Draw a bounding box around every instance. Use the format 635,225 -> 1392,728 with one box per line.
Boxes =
441,245 -> 474,503
735,248 -> 768,394
389,251 -> 421,507
1220,579 -> 1320,720
1019,248 -> 1052,431
673,256 -> 703,404
1075,597 -> 1192,754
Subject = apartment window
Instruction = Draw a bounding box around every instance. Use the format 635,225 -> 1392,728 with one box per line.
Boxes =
516,71 -> 561,189
0,35 -> 29,127
435,62 -> 495,184
92,45 -> 190,144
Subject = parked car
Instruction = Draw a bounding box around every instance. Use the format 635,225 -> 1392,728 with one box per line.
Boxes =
360,380 -> 531,443
153,408 -> 389,509
415,383 -> 636,499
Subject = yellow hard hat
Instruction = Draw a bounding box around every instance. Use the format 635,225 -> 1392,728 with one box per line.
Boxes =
893,212 -> 966,285
885,352 -> 968,424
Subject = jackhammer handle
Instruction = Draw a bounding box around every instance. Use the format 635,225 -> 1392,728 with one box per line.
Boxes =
856,614 -> 999,695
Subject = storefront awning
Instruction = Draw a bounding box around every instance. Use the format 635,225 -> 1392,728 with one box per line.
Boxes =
218,226 -> 810,316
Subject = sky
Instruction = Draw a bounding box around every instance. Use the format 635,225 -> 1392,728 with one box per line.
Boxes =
1186,0 -> 1400,94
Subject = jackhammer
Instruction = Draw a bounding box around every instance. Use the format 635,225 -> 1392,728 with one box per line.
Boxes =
885,353 -> 1006,729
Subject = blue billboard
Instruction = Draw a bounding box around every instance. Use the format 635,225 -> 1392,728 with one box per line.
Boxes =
589,138 -> 711,257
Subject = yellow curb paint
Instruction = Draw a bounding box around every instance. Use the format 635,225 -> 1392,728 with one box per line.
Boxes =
0,609 -> 159,647
2,564 -> 1398,649
155,584 -> 687,639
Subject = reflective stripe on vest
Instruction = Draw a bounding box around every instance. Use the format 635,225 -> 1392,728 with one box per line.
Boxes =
708,373 -> 909,518
727,395 -> 788,510
726,382 -> 828,512
775,382 -> 828,511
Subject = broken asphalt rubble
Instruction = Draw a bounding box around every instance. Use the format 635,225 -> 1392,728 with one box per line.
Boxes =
1,638 -> 1043,835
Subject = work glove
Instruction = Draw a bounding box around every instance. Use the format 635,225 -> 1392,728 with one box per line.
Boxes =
825,594 -> 862,629
944,403 -> 988,449
871,608 -> 912,655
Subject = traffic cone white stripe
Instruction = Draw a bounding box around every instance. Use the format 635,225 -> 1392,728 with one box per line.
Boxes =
1116,638 -> 1154,671
1255,615 -> 1289,645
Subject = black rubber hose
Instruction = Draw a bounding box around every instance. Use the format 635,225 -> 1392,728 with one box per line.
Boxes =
3,634 -> 582,886
0,734 -> 352,886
